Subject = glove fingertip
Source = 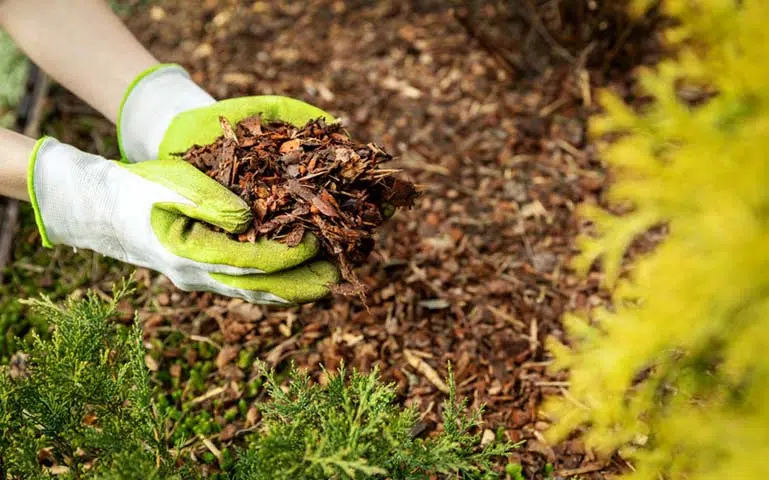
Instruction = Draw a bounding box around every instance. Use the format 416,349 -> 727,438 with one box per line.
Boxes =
125,159 -> 253,233
210,260 -> 340,306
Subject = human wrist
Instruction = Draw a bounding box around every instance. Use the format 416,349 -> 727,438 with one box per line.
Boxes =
0,128 -> 36,201
117,64 -> 215,163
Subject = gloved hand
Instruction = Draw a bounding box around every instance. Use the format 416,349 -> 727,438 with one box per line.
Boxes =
27,137 -> 339,305
108,63 -> 341,304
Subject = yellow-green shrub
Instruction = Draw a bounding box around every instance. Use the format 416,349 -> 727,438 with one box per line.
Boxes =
545,1 -> 769,479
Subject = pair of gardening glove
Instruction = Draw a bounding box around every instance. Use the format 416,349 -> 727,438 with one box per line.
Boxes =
29,64 -> 340,305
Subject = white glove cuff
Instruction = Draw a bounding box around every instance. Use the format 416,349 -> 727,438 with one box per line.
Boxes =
117,64 -> 215,163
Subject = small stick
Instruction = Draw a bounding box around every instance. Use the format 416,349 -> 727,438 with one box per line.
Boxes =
0,65 -> 50,283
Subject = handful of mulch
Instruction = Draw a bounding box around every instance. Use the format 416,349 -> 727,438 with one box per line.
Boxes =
177,115 -> 419,300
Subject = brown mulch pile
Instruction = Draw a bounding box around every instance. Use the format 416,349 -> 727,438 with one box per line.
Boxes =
37,0 -> 663,478
180,115 -> 418,295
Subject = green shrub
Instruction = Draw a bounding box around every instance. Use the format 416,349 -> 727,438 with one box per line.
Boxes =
0,282 -> 185,479
546,1 -> 769,479
0,285 -> 510,479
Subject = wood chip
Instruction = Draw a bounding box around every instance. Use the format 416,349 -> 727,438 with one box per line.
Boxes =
190,386 -> 226,406
404,349 -> 449,393
200,434 -> 223,463
215,345 -> 240,369
279,138 -> 302,153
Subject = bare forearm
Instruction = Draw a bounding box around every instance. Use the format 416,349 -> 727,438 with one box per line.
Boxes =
0,128 -> 35,201
0,0 -> 159,124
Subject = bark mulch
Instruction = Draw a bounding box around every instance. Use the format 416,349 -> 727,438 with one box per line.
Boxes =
180,115 -> 419,298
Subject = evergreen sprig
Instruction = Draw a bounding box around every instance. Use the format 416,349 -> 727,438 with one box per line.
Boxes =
233,363 -> 512,480
0,281 -> 184,480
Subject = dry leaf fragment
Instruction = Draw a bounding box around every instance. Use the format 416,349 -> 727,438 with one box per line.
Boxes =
240,114 -> 262,136
83,414 -> 98,426
312,196 -> 339,217
279,139 -> 302,153
215,345 -> 240,369
246,406 -> 259,426
144,354 -> 159,372
219,116 -> 239,144
286,180 -> 338,217
285,224 -> 305,247
319,188 -> 341,212
219,423 -> 238,442
257,212 -> 296,234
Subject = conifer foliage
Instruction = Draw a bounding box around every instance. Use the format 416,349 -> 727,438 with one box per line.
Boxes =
546,1 -> 769,478
234,364 -> 510,480
0,285 -> 509,479
0,283 -> 184,479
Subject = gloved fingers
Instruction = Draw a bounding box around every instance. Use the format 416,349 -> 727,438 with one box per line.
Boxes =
121,159 -> 252,233
157,96 -> 335,160
209,260 -> 341,305
151,209 -> 321,273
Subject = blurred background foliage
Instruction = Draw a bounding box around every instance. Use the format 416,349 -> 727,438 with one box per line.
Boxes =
0,29 -> 28,128
547,1 -> 769,479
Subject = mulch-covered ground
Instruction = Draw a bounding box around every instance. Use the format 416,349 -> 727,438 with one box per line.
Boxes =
27,1 -> 664,477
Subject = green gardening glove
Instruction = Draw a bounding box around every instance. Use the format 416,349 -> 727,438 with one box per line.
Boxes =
117,64 -> 340,303
29,137 -> 338,306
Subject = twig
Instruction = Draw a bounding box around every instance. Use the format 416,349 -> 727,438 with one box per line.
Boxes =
403,349 -> 449,393
529,318 -> 539,352
0,64 -> 50,283
233,425 -> 260,440
265,335 -> 298,366
199,435 -> 223,463
189,386 -> 226,406
487,305 -> 526,330
0,199 -> 19,283
535,380 -> 570,387
557,463 -> 606,477
520,0 -> 576,64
